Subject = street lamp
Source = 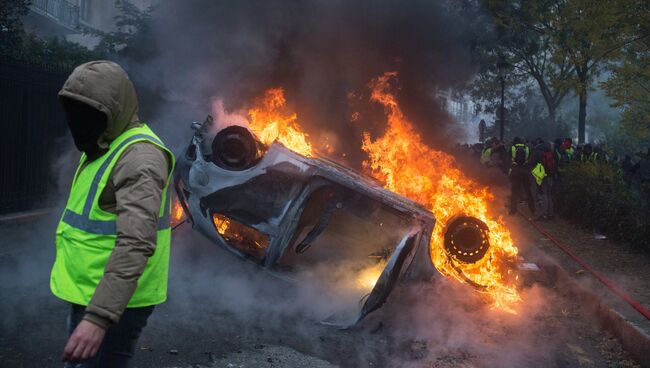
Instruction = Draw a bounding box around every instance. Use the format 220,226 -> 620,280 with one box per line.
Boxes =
496,57 -> 510,142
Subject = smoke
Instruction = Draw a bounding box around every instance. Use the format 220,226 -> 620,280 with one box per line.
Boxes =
12,1 -> 573,365
124,0 -> 480,163
161,226 -> 568,367
113,2 -> 568,365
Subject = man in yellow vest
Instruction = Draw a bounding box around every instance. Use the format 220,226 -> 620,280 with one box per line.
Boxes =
480,138 -> 494,165
509,137 -> 535,215
51,61 -> 174,367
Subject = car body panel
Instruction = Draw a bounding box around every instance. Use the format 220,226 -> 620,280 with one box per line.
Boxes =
174,119 -> 438,326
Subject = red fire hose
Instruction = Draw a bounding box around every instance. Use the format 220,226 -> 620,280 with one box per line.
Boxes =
521,214 -> 650,321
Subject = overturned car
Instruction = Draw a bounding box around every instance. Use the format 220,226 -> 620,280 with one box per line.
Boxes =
174,116 -> 492,326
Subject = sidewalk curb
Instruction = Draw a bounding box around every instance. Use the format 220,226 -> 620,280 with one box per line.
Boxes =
537,259 -> 650,367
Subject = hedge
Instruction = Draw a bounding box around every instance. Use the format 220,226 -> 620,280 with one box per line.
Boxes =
554,161 -> 649,252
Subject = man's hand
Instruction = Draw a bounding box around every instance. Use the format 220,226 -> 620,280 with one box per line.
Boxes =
62,320 -> 106,363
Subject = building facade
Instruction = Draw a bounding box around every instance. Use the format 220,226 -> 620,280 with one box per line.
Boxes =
23,0 -> 158,48
435,88 -> 485,142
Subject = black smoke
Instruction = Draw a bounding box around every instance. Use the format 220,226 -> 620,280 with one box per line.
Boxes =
127,0 -> 481,164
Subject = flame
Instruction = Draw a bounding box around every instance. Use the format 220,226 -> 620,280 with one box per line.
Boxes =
361,72 -> 520,312
171,198 -> 184,226
248,88 -> 314,156
356,262 -> 386,290
241,77 -> 520,312
212,213 -> 269,259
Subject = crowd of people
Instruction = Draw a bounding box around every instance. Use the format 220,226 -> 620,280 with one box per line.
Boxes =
455,137 -> 650,221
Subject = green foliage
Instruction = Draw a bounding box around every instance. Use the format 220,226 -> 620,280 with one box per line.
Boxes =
0,0 -> 30,55
601,1 -> 650,150
555,161 -> 650,251
505,86 -> 573,139
5,33 -> 101,71
474,0 -> 575,124
550,0 -> 634,143
0,32 -> 101,72
86,0 -> 156,61
0,0 -> 99,71
477,0 -> 645,144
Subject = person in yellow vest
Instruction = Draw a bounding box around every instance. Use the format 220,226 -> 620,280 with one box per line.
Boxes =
480,138 -> 494,165
509,137 -> 536,215
510,142 -> 530,163
531,141 -> 552,220
562,138 -> 575,160
51,61 -> 174,367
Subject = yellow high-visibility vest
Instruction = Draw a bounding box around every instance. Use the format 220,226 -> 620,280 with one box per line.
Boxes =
480,148 -> 492,165
531,163 -> 547,186
511,144 -> 530,164
50,124 -> 175,307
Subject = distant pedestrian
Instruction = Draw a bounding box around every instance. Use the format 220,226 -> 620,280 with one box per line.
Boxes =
533,140 -> 555,220
562,138 -> 575,160
509,137 -> 535,215
581,144 -> 597,162
480,139 -> 493,165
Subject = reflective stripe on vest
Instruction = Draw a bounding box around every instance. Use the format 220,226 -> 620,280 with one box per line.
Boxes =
511,144 -> 530,164
511,144 -> 530,158
51,124 -> 175,307
61,196 -> 170,235
62,133 -> 169,234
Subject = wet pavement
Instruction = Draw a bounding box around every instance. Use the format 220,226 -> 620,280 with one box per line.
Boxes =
0,213 -> 642,368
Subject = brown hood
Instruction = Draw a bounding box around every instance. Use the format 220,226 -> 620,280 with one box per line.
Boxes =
59,60 -> 140,149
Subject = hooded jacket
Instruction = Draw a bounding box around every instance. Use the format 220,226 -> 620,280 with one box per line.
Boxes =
58,61 -> 171,329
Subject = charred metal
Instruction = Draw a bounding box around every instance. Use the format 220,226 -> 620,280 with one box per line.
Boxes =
174,116 -> 489,327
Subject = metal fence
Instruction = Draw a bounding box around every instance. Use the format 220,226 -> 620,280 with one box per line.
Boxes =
30,0 -> 80,30
0,59 -> 69,214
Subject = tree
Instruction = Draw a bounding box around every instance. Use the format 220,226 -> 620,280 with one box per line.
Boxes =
1,0 -> 98,70
482,0 -> 574,127
87,1 -> 157,61
0,0 -> 30,56
19,33 -> 99,70
478,0 -> 647,143
602,0 -> 650,150
548,0 -> 637,143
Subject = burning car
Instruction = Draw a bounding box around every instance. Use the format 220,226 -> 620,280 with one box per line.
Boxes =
173,114 -> 498,326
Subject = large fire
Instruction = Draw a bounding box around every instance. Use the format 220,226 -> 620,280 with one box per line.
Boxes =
361,72 -> 520,312
248,88 -> 314,156
245,74 -> 520,312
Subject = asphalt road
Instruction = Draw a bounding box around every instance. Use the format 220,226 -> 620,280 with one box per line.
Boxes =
0,214 -> 641,368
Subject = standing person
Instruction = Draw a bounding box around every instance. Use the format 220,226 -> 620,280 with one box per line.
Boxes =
534,140 -> 555,220
509,137 -> 535,215
562,138 -> 575,160
50,61 -> 175,367
480,139 -> 491,165
581,144 -> 596,162
490,139 -> 509,174
510,137 -> 530,164
553,138 -> 567,170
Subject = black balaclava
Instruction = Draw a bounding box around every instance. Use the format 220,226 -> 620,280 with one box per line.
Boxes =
60,97 -> 107,159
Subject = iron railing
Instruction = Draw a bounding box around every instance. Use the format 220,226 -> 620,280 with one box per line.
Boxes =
0,59 -> 69,214
30,0 -> 80,30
